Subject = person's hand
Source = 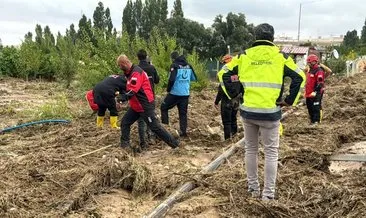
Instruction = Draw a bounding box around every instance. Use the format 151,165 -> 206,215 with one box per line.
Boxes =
277,100 -> 290,107
310,91 -> 317,97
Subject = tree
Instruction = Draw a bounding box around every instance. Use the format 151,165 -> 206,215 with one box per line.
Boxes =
105,8 -> 113,38
35,24 -> 43,45
361,18 -> 366,45
342,30 -> 359,49
78,14 -> 94,44
93,2 -> 105,31
122,0 -> 136,36
171,0 -> 183,18
208,13 -> 254,58
24,32 -> 33,42
159,0 -> 168,24
133,0 -> 143,36
140,0 -> 162,39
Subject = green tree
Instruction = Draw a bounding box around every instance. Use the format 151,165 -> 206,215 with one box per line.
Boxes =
171,0 -> 183,18
24,32 -> 33,41
123,0 -> 136,36
209,13 -> 254,58
159,0 -> 168,24
140,0 -> 161,39
342,30 -> 359,50
93,2 -> 106,31
133,0 -> 143,36
360,18 -> 366,45
35,24 -> 43,45
17,40 -> 42,80
0,46 -> 19,76
105,8 -> 113,39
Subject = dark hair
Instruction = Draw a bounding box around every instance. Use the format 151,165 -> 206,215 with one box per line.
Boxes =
137,49 -> 147,61
254,23 -> 275,41
170,51 -> 179,60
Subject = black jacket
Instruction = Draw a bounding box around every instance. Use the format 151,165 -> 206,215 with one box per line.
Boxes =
138,60 -> 159,91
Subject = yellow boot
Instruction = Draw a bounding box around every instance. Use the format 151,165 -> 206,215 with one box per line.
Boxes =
97,116 -> 104,128
110,116 -> 120,129
279,122 -> 283,137
320,110 -> 323,123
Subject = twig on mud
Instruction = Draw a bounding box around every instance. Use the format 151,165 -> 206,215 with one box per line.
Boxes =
229,189 -> 237,208
328,210 -> 342,218
48,178 -> 68,190
112,173 -> 133,189
172,172 -> 211,187
281,164 -> 319,177
75,144 -> 113,158
299,186 -> 304,195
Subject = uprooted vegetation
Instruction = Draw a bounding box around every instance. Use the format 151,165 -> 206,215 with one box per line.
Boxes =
1,74 -> 366,217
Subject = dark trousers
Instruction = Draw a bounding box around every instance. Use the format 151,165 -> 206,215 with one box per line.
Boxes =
137,118 -> 154,145
160,94 -> 189,135
306,95 -> 323,123
221,99 -> 238,140
121,108 -> 178,148
97,104 -> 118,116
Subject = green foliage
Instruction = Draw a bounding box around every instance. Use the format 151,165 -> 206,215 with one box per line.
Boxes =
171,0 -> 184,18
324,58 -> 346,76
31,93 -> 73,120
0,46 -> 19,76
187,49 -> 209,91
361,18 -> 366,45
17,41 -> 42,80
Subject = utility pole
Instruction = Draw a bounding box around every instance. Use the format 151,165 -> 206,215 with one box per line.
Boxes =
297,3 -> 302,42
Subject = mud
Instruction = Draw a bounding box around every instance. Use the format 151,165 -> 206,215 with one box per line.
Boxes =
1,74 -> 366,217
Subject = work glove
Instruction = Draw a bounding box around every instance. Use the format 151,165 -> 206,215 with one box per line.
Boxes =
231,93 -> 242,110
116,94 -> 128,104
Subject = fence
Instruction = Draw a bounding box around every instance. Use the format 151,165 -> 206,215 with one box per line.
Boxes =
346,56 -> 366,77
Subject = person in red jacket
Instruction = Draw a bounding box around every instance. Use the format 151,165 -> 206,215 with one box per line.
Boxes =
305,54 -> 325,125
116,54 -> 179,152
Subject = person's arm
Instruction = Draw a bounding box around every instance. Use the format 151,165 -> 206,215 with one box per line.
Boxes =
314,70 -> 325,93
190,65 -> 197,81
319,63 -> 332,78
124,71 -> 144,99
214,85 -> 223,105
283,54 -> 305,106
153,66 -> 160,84
167,64 -> 177,92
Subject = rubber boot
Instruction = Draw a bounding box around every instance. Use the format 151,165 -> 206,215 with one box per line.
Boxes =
110,116 -> 120,129
97,116 -> 104,128
320,110 -> 323,123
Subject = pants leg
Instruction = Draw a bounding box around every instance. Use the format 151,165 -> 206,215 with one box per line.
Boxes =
259,120 -> 280,199
306,98 -> 315,123
160,94 -> 179,125
142,110 -> 179,148
120,108 -> 140,147
97,106 -> 107,116
221,101 -> 232,140
138,117 -> 146,145
313,95 -> 322,123
108,104 -> 118,116
231,108 -> 238,136
177,96 -> 189,135
243,118 -> 260,192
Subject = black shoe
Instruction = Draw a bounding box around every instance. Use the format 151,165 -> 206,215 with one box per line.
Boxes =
179,132 -> 188,137
140,142 -> 148,150
120,141 -> 130,148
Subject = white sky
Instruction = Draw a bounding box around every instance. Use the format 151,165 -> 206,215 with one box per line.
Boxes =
0,0 -> 365,45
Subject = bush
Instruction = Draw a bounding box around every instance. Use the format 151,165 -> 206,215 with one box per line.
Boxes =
187,49 -> 209,91
0,46 -> 20,77
324,58 -> 346,76
30,93 -> 73,120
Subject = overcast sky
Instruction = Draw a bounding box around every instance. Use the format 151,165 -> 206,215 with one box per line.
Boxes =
0,0 -> 365,45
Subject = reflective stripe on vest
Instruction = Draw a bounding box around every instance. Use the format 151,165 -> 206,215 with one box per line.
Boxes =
242,82 -> 282,89
240,105 -> 281,113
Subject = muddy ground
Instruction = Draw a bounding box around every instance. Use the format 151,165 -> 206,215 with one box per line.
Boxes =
1,74 -> 366,218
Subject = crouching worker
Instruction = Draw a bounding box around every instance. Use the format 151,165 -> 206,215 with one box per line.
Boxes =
214,54 -> 243,140
116,54 -> 179,152
93,74 -> 127,129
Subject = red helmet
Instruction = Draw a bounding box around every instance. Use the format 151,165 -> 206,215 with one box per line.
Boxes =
307,54 -> 318,63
